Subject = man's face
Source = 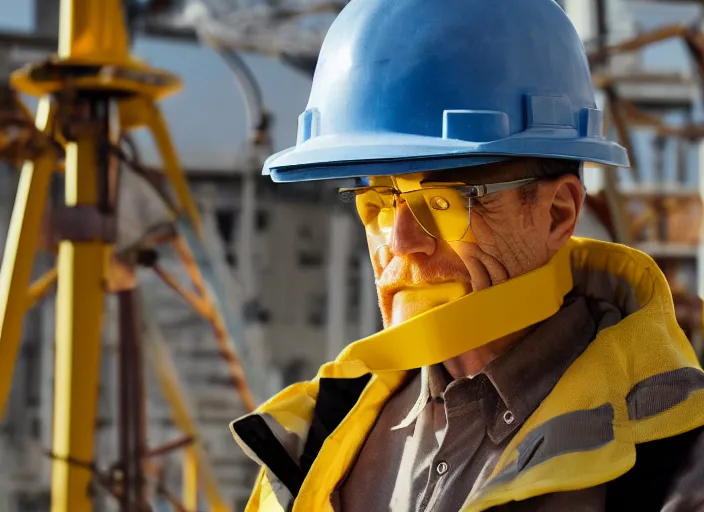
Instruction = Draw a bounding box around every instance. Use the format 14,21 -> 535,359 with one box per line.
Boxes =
363,162 -> 583,327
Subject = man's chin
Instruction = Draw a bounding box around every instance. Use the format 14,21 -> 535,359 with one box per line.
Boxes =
389,282 -> 469,326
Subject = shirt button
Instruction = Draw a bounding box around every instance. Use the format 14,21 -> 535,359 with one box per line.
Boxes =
503,410 -> 515,425
436,461 -> 449,475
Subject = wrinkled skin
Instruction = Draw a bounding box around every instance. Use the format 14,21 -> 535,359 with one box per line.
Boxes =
367,161 -> 585,378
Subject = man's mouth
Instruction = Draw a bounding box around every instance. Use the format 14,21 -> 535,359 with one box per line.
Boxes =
380,279 -> 471,298
392,281 -> 470,299
390,282 -> 470,325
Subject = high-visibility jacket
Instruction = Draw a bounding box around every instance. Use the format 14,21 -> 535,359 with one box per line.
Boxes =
231,238 -> 704,511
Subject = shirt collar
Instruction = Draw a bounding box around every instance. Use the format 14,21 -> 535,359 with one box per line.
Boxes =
393,293 -> 601,442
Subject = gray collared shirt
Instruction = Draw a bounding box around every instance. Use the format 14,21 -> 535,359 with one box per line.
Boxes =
332,294 -> 608,512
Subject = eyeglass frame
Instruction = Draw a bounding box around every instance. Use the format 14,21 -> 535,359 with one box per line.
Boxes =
339,177 -> 538,203
338,176 -> 540,244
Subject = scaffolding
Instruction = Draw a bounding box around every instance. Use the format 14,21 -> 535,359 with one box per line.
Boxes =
567,0 -> 704,356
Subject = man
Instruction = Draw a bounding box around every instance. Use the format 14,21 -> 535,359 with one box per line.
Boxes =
231,0 -> 704,510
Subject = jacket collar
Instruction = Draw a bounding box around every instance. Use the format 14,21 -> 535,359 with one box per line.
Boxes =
394,292 -> 600,444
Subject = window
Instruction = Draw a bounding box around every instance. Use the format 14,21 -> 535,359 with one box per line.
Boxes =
346,256 -> 361,323
215,208 -> 238,267
282,360 -> 308,386
16,493 -> 51,512
31,418 -> 41,440
298,251 -> 324,267
256,209 -> 270,232
307,293 -> 327,327
215,209 -> 235,243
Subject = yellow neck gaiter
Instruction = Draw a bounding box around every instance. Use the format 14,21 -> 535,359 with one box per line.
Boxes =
335,240 -> 574,373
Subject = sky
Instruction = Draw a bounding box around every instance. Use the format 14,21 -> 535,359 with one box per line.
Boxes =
0,0 -> 702,178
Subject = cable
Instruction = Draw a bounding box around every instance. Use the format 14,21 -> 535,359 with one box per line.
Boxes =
109,142 -> 181,218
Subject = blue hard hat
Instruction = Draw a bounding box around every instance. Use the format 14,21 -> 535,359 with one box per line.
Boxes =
265,0 -> 630,183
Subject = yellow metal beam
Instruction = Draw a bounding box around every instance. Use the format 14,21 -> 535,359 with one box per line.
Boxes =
26,267 -> 59,310
51,132 -> 108,512
58,0 -> 130,63
183,447 -> 199,511
0,99 -> 57,418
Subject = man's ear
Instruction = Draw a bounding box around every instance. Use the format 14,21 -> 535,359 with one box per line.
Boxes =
545,174 -> 584,251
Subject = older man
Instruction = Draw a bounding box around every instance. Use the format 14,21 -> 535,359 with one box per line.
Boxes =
231,0 -> 704,510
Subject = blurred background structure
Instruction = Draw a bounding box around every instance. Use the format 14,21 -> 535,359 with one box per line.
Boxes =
0,0 -> 703,510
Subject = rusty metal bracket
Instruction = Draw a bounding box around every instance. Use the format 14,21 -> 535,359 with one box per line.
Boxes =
54,205 -> 117,243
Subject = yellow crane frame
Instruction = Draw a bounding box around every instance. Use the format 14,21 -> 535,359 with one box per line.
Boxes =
0,1 -> 255,510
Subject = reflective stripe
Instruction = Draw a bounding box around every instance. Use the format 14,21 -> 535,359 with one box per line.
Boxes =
490,404 -> 615,485
488,366 -> 704,488
627,367 -> 704,421
232,414 -> 305,496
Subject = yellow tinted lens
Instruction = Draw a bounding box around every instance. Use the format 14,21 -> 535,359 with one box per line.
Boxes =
355,188 -> 395,248
355,189 -> 382,225
404,187 -> 470,241
377,206 -> 395,234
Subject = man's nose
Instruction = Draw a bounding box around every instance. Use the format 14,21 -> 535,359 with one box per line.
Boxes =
389,202 -> 436,256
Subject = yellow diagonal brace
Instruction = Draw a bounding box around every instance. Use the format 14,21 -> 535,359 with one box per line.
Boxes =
0,98 -> 57,418
26,267 -> 59,310
51,132 -> 108,512
141,302 -> 231,512
145,103 -> 202,239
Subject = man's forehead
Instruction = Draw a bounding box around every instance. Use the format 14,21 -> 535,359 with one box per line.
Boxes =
363,159 -> 530,186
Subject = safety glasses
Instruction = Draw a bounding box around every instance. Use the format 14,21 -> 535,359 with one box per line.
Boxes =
339,176 -> 537,250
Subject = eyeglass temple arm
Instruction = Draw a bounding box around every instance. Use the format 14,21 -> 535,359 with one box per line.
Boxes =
477,178 -> 538,197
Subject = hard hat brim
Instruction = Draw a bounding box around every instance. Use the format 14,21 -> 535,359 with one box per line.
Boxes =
264,132 -> 630,183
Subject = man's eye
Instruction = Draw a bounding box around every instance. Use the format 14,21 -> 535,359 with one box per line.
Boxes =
359,203 -> 381,224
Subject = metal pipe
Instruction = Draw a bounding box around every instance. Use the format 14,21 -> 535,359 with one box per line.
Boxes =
143,436 -> 194,460
192,8 -> 267,137
213,45 -> 266,137
118,288 -> 148,511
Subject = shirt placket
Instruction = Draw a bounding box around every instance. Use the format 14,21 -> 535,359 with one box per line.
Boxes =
417,385 -> 486,512
413,397 -> 448,512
